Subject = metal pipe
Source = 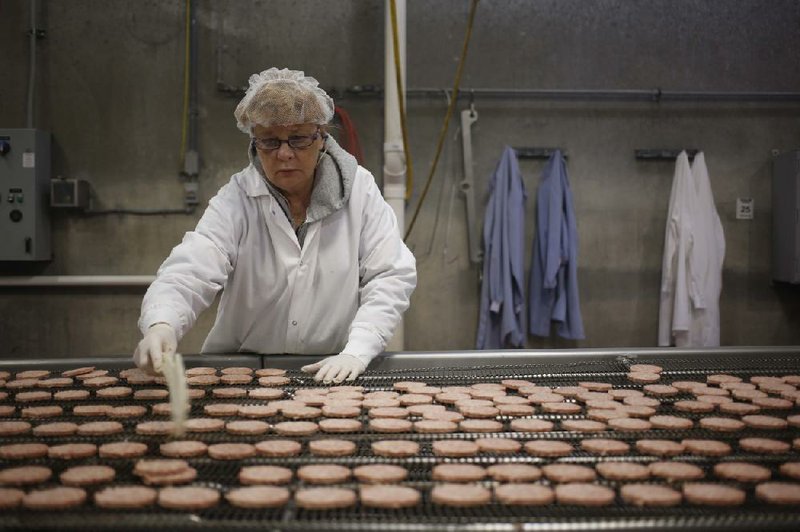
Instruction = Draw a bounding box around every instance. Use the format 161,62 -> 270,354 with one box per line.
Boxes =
220,85 -> 800,103
383,0 -> 407,352
26,0 -> 37,128
0,276 -> 155,287
188,0 -> 199,152
84,208 -> 193,216
214,7 -> 226,90
363,87 -> 800,103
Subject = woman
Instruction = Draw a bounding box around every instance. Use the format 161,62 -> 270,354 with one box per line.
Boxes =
133,68 -> 417,383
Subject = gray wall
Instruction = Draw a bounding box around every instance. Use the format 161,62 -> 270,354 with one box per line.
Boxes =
1,0 -> 799,359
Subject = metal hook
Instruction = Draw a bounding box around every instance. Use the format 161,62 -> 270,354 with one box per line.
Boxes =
469,89 -> 476,115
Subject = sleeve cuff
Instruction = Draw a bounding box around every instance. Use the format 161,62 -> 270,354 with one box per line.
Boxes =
340,327 -> 383,366
138,305 -> 186,340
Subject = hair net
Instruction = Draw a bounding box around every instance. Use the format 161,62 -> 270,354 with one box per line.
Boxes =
234,67 -> 334,133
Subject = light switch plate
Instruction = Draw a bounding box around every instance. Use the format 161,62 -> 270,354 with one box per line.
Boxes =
736,198 -> 754,220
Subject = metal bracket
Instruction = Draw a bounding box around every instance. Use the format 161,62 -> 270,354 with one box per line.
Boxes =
460,107 -> 482,264
635,149 -> 699,160
514,147 -> 567,160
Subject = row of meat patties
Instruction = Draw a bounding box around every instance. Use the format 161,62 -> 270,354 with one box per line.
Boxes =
2,458 -> 800,510
2,365 -> 800,510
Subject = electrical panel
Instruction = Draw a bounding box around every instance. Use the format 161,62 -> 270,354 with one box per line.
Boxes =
772,150 -> 800,284
0,129 -> 52,261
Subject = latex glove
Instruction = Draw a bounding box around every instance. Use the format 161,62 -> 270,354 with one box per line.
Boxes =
133,323 -> 177,375
301,354 -> 366,384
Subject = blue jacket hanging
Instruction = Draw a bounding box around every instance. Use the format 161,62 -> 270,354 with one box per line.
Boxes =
529,150 -> 585,339
476,146 -> 527,349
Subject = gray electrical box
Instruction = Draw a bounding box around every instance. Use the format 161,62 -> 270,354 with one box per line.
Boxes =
0,129 -> 52,261
772,150 -> 800,284
51,178 -> 90,209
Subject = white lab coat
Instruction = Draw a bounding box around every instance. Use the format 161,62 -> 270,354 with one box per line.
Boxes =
658,152 -> 694,347
687,152 -> 725,346
139,159 -> 416,364
658,151 -> 725,347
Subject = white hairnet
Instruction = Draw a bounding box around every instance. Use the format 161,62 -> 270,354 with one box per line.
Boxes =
234,67 -> 335,133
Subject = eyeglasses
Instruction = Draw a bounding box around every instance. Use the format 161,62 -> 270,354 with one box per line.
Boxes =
252,130 -> 321,151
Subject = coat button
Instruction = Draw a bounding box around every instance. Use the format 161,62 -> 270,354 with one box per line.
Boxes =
291,320 -> 297,326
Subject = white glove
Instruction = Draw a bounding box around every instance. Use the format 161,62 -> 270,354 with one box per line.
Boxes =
133,323 -> 177,375
301,354 -> 367,384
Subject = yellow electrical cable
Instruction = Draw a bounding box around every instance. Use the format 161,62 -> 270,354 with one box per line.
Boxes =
405,0 -> 480,241
389,0 -> 414,200
179,0 -> 191,167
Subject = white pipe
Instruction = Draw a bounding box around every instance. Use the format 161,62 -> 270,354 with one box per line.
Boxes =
0,276 -> 155,287
383,0 -> 406,352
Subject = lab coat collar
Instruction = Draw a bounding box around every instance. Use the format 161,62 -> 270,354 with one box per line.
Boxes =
241,136 -> 355,221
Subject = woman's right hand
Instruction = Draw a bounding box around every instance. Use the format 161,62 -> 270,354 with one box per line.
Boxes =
133,323 -> 177,375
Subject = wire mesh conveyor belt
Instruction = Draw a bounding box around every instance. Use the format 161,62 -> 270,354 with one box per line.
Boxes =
1,348 -> 800,531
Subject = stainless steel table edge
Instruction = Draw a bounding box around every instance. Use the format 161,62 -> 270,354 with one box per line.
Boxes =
2,345 -> 798,372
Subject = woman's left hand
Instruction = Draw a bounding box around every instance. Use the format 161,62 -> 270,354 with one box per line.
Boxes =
301,353 -> 366,383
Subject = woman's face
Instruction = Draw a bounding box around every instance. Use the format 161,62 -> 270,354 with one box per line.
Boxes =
252,123 -> 325,198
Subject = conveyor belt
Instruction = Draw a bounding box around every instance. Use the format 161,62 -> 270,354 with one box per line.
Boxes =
1,348 -> 799,531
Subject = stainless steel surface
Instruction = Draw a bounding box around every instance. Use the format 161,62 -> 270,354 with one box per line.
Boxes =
5,345 -> 795,372
0,354 -> 263,371
2,345 -> 798,374
368,345 -> 800,370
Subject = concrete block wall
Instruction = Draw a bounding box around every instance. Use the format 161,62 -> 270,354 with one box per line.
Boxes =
0,0 -> 798,358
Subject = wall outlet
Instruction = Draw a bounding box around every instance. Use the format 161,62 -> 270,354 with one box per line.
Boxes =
736,198 -> 754,220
